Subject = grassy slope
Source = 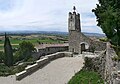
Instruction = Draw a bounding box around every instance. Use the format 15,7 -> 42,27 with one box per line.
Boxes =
68,70 -> 104,84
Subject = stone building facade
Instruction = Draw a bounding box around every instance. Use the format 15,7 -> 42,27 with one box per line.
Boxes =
68,6 -> 106,54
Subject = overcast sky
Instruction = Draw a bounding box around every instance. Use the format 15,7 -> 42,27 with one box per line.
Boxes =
0,0 -> 103,33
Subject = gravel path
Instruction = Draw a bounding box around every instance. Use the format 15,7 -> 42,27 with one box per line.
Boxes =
0,57 -> 84,84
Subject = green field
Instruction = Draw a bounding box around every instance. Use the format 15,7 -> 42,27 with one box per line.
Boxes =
0,34 -> 68,50
0,38 -> 64,44
68,70 -> 104,84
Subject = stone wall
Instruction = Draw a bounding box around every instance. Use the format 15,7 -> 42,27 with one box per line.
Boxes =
94,50 -> 106,78
92,41 -> 106,51
16,52 -> 72,80
69,31 -> 82,53
84,42 -> 120,84
83,50 -> 106,79
16,57 -> 49,80
104,43 -> 120,84
32,46 -> 68,60
69,30 -> 106,54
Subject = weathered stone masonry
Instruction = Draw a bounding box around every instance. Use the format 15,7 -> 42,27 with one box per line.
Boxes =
83,43 -> 120,84
68,6 -> 106,54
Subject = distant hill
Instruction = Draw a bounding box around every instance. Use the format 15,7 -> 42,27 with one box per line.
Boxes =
83,32 -> 105,37
0,31 -> 67,35
0,31 -> 105,37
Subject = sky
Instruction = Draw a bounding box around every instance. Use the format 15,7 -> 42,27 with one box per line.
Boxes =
0,0 -> 103,34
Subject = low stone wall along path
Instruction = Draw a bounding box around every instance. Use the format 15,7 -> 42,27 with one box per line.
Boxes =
0,57 -> 84,84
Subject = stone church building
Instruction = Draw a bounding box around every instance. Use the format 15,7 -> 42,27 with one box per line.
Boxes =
68,6 -> 106,54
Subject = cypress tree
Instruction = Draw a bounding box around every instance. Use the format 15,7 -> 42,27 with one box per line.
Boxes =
4,33 -> 13,66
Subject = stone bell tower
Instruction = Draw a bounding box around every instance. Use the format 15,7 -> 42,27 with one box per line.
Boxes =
68,6 -> 82,53
68,6 -> 81,32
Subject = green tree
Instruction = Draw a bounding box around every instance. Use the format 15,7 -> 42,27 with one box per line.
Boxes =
15,41 -> 35,62
4,33 -> 13,66
0,51 -> 4,63
92,0 -> 120,46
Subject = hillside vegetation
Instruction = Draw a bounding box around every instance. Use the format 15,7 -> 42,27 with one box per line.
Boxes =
0,34 -> 68,50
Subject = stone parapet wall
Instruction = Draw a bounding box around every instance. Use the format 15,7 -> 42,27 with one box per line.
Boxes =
105,43 -> 120,84
16,71 -> 27,80
83,42 -> 119,83
16,57 -> 49,80
36,57 -> 48,66
46,52 -> 64,60
92,41 -> 106,51
104,42 -> 114,83
16,52 -> 72,80
85,42 -> 119,84
32,46 -> 68,60
92,50 -> 106,78
83,50 -> 106,79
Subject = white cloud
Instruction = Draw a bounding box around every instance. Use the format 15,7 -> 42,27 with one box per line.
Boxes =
0,0 -> 103,34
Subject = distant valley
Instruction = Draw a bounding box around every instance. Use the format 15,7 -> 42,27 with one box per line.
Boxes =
0,31 -> 105,37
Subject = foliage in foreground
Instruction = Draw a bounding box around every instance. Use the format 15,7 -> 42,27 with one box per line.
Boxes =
0,51 -> 4,63
68,69 -> 104,84
14,41 -> 36,63
111,45 -> 120,61
92,0 -> 120,46
0,40 -> 36,76
99,37 -> 108,42
0,63 -> 27,76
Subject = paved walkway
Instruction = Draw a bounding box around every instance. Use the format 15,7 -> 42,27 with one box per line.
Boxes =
0,57 -> 84,84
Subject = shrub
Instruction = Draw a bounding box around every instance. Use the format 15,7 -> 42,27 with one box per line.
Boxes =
112,56 -> 120,61
14,41 -> 36,63
0,63 -> 27,76
0,51 -> 4,63
99,38 -> 108,42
